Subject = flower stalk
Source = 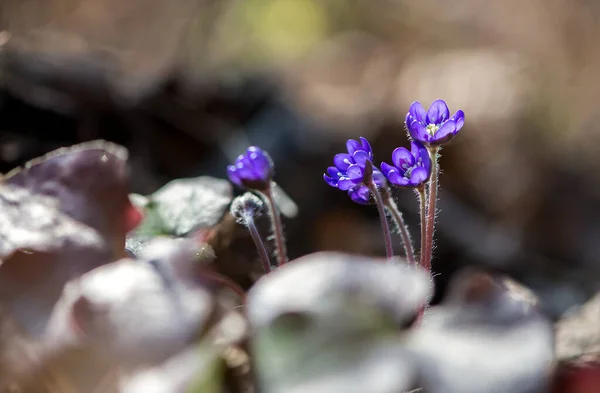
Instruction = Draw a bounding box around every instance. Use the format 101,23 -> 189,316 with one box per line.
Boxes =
364,161 -> 394,259
417,186 -> 427,267
263,185 -> 288,267
230,193 -> 273,273
381,187 -> 415,265
416,184 -> 428,324
247,216 -> 272,273
422,146 -> 439,274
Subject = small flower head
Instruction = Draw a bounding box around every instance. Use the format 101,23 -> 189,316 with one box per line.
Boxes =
230,192 -> 264,225
405,99 -> 465,146
227,146 -> 273,190
323,137 -> 385,204
381,141 -> 431,188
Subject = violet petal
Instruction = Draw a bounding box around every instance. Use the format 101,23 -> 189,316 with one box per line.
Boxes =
334,153 -> 353,171
452,110 -> 465,131
323,174 -> 338,187
326,166 -> 340,178
408,101 -> 427,124
338,178 -> 355,191
380,162 -> 394,177
346,139 -> 361,155
234,153 -> 246,165
346,164 -> 364,183
236,164 -> 256,181
410,167 -> 429,185
408,121 -> 430,143
359,137 -> 373,156
433,120 -> 457,141
353,151 -> 370,167
392,147 -> 415,169
349,186 -> 370,204
426,99 -> 450,125
249,150 -> 271,180
227,165 -> 242,187
384,167 -> 403,185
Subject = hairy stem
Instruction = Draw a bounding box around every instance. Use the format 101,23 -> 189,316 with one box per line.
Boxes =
381,188 -> 415,264
416,147 -> 440,324
369,182 -> 394,259
245,216 -> 272,274
263,185 -> 288,266
417,186 -> 427,267
423,147 -> 439,274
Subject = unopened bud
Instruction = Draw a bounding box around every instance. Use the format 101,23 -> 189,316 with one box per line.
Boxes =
230,193 -> 264,225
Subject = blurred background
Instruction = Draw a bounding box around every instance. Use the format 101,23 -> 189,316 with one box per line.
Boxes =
1,0 -> 599,318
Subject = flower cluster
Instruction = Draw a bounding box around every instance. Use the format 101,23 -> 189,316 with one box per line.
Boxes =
323,137 -> 385,204
324,100 -> 463,198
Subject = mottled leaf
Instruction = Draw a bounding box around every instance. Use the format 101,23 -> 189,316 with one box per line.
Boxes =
119,300 -> 248,393
406,269 -> 554,393
45,238 -> 216,368
131,176 -> 233,238
247,252 -> 431,393
126,176 -> 258,288
0,185 -> 105,261
0,141 -> 137,389
248,252 -> 431,328
4,140 -> 136,256
0,185 -> 113,337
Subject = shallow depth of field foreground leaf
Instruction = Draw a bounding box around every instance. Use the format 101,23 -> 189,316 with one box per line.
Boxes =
0,141 -> 134,337
406,269 -> 555,393
247,252 -> 432,393
247,254 -> 554,393
46,238 -> 216,366
0,140 -> 140,390
130,176 -> 233,239
4,140 -> 137,254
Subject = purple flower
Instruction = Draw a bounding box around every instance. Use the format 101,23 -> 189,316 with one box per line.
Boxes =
227,146 -> 273,190
323,137 -> 385,204
381,141 -> 431,187
405,99 -> 465,145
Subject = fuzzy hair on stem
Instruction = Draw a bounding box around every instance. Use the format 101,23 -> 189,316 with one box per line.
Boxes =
261,184 -> 289,267
230,193 -> 273,273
